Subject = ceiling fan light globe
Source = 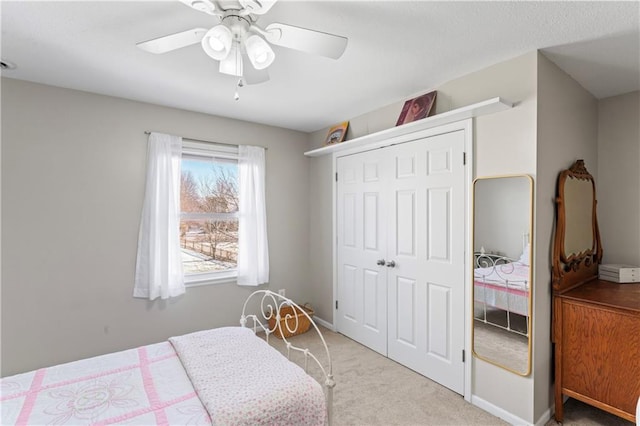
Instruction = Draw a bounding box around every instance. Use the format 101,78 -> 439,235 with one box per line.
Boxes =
208,37 -> 225,52
201,25 -> 232,60
254,51 -> 268,64
245,35 -> 275,70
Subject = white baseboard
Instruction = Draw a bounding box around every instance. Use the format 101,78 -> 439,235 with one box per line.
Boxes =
534,406 -> 552,426
471,395 -> 531,426
312,315 -> 335,331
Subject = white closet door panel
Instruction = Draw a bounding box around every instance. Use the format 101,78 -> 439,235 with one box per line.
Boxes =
396,154 -> 417,179
396,190 -> 416,257
427,282 -> 451,359
426,188 -> 451,262
363,193 -> 380,251
422,131 -> 466,394
394,276 -> 417,347
426,145 -> 452,176
341,264 -> 358,322
387,131 -> 465,395
363,268 -> 384,333
337,152 -> 388,355
342,192 -> 357,248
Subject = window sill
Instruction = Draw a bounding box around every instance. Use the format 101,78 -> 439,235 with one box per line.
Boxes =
185,270 -> 237,287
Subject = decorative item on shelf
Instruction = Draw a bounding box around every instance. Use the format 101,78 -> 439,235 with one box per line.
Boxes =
395,91 -> 437,126
324,121 -> 349,145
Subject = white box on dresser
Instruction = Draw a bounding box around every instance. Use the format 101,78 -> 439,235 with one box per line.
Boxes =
598,264 -> 640,283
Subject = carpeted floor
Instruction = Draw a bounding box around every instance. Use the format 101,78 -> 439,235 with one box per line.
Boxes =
270,326 -> 634,426
473,321 -> 528,373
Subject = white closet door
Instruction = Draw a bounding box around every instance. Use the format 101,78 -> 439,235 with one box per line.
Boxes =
386,130 -> 466,395
336,150 -> 389,355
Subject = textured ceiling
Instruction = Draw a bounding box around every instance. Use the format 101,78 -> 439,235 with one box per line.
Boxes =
1,1 -> 638,132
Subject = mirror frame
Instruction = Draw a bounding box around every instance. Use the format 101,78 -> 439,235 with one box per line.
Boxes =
552,160 -> 602,293
471,174 -> 534,376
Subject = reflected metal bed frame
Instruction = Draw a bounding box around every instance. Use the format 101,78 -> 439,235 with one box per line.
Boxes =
473,251 -> 530,337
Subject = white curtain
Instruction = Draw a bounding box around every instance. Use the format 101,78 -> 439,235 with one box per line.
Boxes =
237,145 -> 269,286
133,132 -> 185,300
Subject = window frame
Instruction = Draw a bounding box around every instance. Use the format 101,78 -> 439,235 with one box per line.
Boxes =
181,140 -> 239,286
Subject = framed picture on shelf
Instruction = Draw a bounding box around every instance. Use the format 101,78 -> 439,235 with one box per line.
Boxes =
395,91 -> 437,126
324,121 -> 349,145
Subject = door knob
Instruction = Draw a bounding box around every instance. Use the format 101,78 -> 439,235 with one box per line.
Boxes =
376,259 -> 386,266
386,260 -> 396,268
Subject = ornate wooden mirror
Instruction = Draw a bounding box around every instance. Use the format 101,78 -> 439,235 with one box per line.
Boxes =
472,174 -> 533,375
552,159 -> 602,292
551,160 -> 639,424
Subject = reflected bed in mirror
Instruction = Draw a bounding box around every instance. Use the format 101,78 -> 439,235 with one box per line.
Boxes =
472,174 -> 533,376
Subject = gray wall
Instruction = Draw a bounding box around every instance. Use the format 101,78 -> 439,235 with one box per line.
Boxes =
597,91 -> 640,266
307,154 -> 334,322
438,53 -> 538,423
535,53 -> 598,421
1,78 -> 310,376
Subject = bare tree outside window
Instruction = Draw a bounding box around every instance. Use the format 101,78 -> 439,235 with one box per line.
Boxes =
180,159 -> 239,276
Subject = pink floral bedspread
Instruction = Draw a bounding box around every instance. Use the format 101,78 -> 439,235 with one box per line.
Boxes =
170,327 -> 326,426
1,328 -> 326,425
1,341 -> 208,425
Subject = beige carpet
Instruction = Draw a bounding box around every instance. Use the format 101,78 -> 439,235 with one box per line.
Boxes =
473,321 -> 528,373
269,326 -> 634,426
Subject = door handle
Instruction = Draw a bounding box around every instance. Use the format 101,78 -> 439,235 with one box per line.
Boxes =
376,259 -> 386,266
386,260 -> 396,268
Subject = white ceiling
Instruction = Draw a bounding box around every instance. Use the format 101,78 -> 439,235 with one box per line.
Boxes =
1,1 -> 638,133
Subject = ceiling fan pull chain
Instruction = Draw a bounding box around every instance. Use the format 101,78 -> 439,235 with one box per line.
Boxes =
234,42 -> 243,101
235,77 -> 244,101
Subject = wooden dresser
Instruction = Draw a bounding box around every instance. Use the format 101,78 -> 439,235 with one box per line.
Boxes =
551,160 -> 639,423
554,280 -> 640,422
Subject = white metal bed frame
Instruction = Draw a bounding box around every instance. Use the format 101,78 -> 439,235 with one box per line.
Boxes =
240,290 -> 335,425
473,252 -> 530,337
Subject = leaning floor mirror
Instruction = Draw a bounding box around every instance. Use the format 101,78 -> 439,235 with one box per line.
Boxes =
472,175 -> 533,376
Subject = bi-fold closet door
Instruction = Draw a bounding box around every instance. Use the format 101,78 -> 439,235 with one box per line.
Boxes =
336,130 -> 466,395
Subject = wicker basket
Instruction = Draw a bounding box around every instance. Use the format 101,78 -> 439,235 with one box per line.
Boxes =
268,304 -> 315,339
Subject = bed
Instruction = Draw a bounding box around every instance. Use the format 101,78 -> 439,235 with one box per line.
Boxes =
0,290 -> 334,426
473,248 -> 530,337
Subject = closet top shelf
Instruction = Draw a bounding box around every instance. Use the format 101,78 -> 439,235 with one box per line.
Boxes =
304,97 -> 513,157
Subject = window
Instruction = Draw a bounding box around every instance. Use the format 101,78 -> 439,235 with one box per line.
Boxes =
180,141 -> 239,285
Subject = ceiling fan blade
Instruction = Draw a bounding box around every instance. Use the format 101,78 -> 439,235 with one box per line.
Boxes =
239,0 -> 278,15
264,23 -> 347,59
178,0 -> 219,16
137,28 -> 207,54
243,59 -> 270,85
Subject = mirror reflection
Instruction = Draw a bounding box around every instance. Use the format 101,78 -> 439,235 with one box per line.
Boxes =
563,176 -> 594,258
472,175 -> 533,375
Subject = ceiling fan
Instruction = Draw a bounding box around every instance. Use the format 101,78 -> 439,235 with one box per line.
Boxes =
137,0 -> 348,88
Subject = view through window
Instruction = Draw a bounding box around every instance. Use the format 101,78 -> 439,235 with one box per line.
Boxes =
180,155 -> 238,279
